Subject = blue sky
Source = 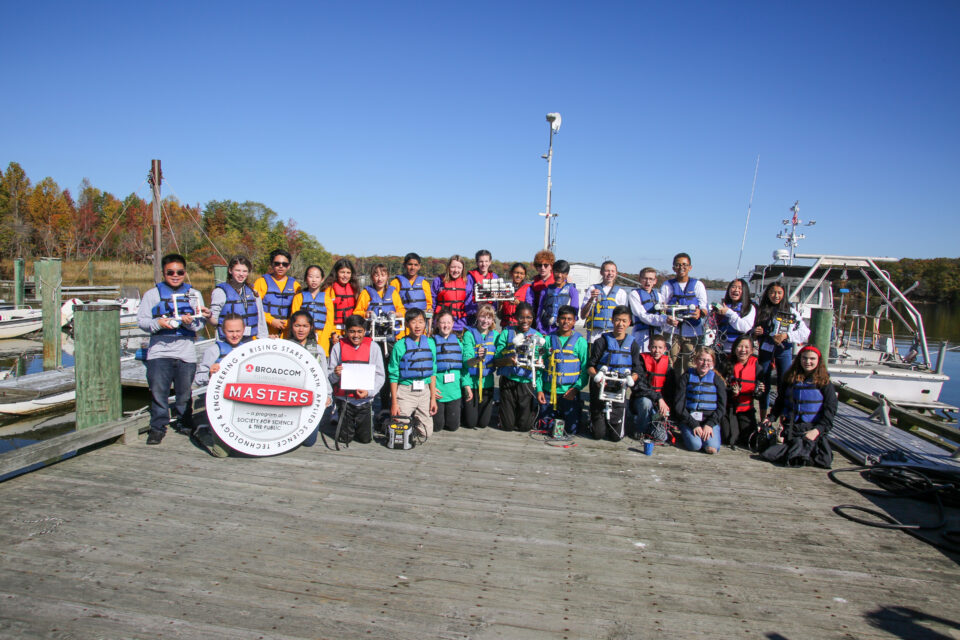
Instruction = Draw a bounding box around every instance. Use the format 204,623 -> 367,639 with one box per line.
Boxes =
3,1 -> 958,279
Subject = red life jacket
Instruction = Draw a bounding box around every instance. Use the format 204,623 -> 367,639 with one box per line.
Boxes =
468,269 -> 494,285
436,276 -> 467,319
332,282 -> 357,327
640,353 -> 669,393
335,336 -> 373,398
499,282 -> 532,326
731,355 -> 758,413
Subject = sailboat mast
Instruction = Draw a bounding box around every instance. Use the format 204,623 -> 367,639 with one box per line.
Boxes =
149,159 -> 163,283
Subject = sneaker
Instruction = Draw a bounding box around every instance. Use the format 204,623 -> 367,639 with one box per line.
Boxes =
146,430 -> 165,445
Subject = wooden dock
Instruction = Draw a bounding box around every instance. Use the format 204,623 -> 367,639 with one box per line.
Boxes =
0,426 -> 958,639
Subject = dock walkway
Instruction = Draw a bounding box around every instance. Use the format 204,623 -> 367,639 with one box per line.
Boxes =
0,427 -> 958,639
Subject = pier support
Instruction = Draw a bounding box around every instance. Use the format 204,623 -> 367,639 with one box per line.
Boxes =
74,303 -> 122,429
13,258 -> 24,309
809,308 -> 833,361
214,265 -> 228,285
36,258 -> 62,370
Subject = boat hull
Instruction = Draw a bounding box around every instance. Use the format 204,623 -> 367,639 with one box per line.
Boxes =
828,364 -> 947,406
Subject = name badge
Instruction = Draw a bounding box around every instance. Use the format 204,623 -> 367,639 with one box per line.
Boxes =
411,380 -> 425,391
443,372 -> 455,384
243,326 -> 252,336
760,341 -> 775,352
691,411 -> 703,422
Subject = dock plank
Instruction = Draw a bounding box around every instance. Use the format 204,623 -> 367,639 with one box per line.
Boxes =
0,425 -> 958,639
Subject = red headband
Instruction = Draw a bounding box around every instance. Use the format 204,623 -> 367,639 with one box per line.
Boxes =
798,345 -> 821,359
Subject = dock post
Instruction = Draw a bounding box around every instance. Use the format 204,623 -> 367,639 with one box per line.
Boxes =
36,258 -> 62,370
13,258 -> 24,308
213,265 -> 228,284
87,261 -> 95,286
74,303 -> 122,429
810,308 -> 833,360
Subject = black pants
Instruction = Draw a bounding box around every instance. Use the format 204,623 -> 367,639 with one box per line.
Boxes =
335,400 -> 373,444
434,399 -> 461,432
499,378 -> 538,431
589,380 -> 628,440
462,386 -> 495,428
722,408 -> 757,447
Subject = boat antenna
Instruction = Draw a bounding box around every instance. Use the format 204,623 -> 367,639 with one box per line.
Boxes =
777,200 -> 816,265
735,154 -> 760,279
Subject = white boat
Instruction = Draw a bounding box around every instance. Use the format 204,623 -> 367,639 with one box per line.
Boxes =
0,299 -> 82,340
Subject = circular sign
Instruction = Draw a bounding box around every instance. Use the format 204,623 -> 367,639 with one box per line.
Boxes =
205,340 -> 328,456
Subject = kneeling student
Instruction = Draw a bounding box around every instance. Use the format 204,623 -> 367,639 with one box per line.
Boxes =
674,346 -> 726,454
632,333 -> 673,441
462,303 -> 499,428
329,315 -> 385,445
538,305 -> 588,435
493,302 -> 544,432
387,308 -> 437,437
587,305 -> 643,441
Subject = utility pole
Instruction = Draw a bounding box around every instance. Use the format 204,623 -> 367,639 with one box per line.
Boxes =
148,159 -> 163,283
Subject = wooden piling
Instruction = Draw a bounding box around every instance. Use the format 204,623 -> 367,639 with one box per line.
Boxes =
213,265 -> 228,284
35,259 -> 62,370
13,258 -> 24,308
809,307 -> 833,359
87,261 -> 95,285
74,303 -> 122,429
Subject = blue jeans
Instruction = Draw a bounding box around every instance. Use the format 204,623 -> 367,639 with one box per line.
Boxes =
757,346 -> 793,414
631,395 -> 656,437
146,357 -> 197,433
681,424 -> 721,451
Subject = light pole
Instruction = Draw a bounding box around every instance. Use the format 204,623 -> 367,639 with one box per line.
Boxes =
539,112 -> 561,251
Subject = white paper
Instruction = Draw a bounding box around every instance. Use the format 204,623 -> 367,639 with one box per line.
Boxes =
340,363 -> 375,391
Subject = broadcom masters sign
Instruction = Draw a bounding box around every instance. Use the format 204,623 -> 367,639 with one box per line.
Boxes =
206,340 -> 328,456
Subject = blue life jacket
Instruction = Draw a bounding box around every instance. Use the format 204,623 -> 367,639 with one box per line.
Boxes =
261,275 -> 297,319
717,301 -> 750,349
398,335 -> 434,380
586,285 -> 622,332
364,285 -> 397,316
685,369 -> 718,414
668,278 -> 701,328
498,327 -> 540,381
538,282 -> 575,330
600,333 -> 635,375
295,289 -> 328,332
466,327 -> 497,379
434,333 -> 463,373
396,275 -> 427,310
151,282 -> 197,339
547,333 -> 584,386
631,288 -> 660,341
785,381 -> 824,424
216,340 -> 235,362
215,282 -> 259,340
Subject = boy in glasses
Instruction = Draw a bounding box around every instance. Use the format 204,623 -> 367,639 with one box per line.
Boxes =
661,252 -> 708,374
253,248 -> 302,337
137,253 -> 208,445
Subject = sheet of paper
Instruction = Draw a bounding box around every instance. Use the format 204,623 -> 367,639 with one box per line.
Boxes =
340,363 -> 375,390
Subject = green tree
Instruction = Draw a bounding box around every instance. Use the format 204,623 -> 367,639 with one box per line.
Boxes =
0,162 -> 33,256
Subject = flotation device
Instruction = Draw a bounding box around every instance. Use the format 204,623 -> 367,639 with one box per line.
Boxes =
466,327 -> 497,379
261,274 -> 297,319
640,352 -> 669,393
331,282 -> 357,327
586,285 -> 622,332
151,282 -> 197,339
499,282 -> 532,326
667,278 -> 701,328
547,333 -> 583,386
293,289 -> 328,333
498,327 -> 538,380
398,335 -> 434,380
433,333 -> 463,373
435,277 -> 467,320
396,274 -> 427,310
215,282 -> 259,339
717,301 -> 750,348
537,282 -> 575,330
784,381 -> 824,424
685,369 -> 718,414
335,336 -> 373,398
631,288 -> 660,341
730,355 -> 758,413
468,269 -> 495,286
364,285 -> 397,316
215,340 -> 235,362
599,332 -> 634,375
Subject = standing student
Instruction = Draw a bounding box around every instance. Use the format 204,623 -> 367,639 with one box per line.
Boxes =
137,253 -> 208,444
660,252 -> 708,374
354,263 -> 405,412
432,308 -> 471,432
753,282 -> 810,419
329,315 -> 385,445
674,347 -> 726,454
498,263 -> 533,328
432,255 -> 469,333
714,278 -> 756,355
760,345 -> 837,468
323,258 -> 359,342
289,265 -> 334,355
722,335 -> 763,449
536,260 -> 579,335
587,305 -> 643,441
493,302 -> 544,432
195,313 -> 245,387
465,249 -> 498,324
462,303 -> 499,428
530,250 -> 555,327
628,267 -> 667,352
632,334 -> 673,441
253,249 -> 301,337
388,308 -> 438,437
581,260 -> 629,343
390,253 -> 432,312
209,256 -> 267,341
538,305 -> 589,435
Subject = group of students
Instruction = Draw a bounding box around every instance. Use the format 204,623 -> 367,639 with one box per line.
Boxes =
139,248 -> 838,468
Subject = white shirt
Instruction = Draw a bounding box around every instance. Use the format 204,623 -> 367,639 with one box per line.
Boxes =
580,284 -> 629,342
627,288 -> 667,352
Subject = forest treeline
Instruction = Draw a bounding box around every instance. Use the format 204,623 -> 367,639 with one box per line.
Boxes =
1,162 -> 956,299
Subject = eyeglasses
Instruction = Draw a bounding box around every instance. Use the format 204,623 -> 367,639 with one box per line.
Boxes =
535,263 -> 550,268
165,270 -> 185,276
272,261 -> 290,267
